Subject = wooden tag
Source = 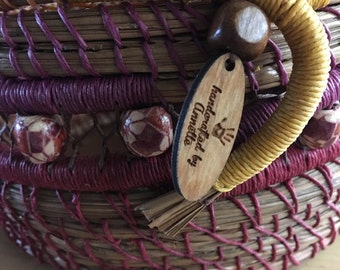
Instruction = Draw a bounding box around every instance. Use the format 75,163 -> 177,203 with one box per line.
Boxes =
171,53 -> 245,201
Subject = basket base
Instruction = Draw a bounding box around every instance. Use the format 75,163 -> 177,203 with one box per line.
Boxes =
1,160 -> 340,269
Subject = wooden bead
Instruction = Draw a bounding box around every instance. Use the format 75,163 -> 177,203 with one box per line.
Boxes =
120,106 -> 173,157
207,0 -> 270,61
297,105 -> 340,149
13,115 -> 67,164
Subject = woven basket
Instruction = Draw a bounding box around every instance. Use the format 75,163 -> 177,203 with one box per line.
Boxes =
1,0 -> 340,269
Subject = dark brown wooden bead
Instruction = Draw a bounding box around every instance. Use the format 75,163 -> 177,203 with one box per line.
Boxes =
207,0 -> 270,61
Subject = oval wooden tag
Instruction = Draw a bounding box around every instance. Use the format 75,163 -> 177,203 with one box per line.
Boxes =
172,53 -> 245,201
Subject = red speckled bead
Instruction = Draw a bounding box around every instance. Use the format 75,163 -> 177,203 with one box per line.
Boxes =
298,104 -> 340,149
12,115 -> 67,164
120,106 -> 173,157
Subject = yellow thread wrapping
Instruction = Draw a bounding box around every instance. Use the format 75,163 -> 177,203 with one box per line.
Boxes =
214,0 -> 331,193
307,0 -> 330,9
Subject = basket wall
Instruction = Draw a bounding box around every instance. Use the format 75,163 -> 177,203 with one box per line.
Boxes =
0,0 -> 340,269
1,159 -> 340,269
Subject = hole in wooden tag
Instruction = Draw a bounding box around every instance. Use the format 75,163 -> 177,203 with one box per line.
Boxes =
225,57 -> 236,71
171,53 -> 245,201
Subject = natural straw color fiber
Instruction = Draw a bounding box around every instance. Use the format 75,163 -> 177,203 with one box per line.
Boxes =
0,0 -> 339,268
1,159 -> 340,269
0,0 -> 205,11
0,0 -> 337,11
214,0 -> 331,192
0,2 -> 339,101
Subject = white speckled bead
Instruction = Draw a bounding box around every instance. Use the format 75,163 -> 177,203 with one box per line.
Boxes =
120,106 -> 173,157
298,104 -> 340,149
12,115 -> 67,164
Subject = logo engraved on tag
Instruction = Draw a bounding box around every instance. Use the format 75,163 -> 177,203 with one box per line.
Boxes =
172,53 -> 245,201
212,117 -> 236,146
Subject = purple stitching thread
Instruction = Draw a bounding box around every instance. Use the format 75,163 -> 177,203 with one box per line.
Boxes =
1,136 -> 340,201
34,9 -> 78,77
327,217 -> 337,245
0,61 -> 340,118
0,176 -> 339,269
100,4 -> 130,75
2,12 -> 28,79
322,6 -> 340,17
17,10 -> 35,48
267,39 -> 289,86
34,10 -> 62,49
235,196 -> 300,266
57,6 -> 87,50
184,4 -> 209,26
53,47 -> 78,76
148,1 -> 174,41
57,6 -> 99,76
268,181 -> 327,245
166,1 -> 206,56
0,12 -> 16,48
28,47 -> 49,78
123,2 -> 158,78
17,10 -> 49,78
0,74 -> 153,114
9,48 -> 28,79
188,221 -> 273,270
123,2 -> 150,42
78,49 -> 99,76
317,65 -> 340,110
149,1 -> 187,89
56,191 -> 146,267
99,5 -> 122,47
321,19 -> 337,70
165,39 -> 188,84
244,61 -> 260,91
142,41 -> 158,78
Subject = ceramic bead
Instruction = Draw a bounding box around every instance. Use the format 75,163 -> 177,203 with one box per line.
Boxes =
120,106 -> 173,157
207,0 -> 270,61
13,115 -> 67,164
297,104 -> 340,149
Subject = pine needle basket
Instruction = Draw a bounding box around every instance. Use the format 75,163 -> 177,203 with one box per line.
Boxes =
1,0 -> 340,269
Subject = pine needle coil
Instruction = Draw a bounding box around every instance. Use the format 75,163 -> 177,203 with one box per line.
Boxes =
0,0 -> 339,269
